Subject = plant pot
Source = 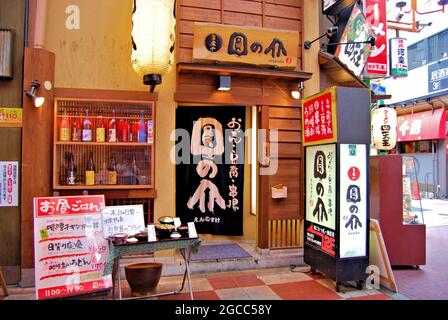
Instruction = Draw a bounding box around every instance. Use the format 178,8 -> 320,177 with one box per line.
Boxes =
124,262 -> 163,297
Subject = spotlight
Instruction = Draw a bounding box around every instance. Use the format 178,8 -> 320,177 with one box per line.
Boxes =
217,76 -> 231,91
291,82 -> 304,100
25,80 -> 45,108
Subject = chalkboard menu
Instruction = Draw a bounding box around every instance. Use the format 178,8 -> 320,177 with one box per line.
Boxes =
34,195 -> 112,300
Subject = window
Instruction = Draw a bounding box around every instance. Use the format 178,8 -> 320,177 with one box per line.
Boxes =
399,140 -> 433,154
428,29 -> 448,62
408,40 -> 426,70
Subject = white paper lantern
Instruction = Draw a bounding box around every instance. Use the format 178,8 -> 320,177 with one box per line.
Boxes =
131,0 -> 175,91
371,107 -> 397,150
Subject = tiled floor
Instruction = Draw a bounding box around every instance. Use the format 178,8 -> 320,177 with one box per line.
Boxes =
0,267 -> 393,300
392,226 -> 448,300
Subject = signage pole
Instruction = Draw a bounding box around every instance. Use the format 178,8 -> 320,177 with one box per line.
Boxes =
302,86 -> 371,292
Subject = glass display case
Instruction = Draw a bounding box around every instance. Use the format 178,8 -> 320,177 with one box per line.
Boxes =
402,156 -> 424,225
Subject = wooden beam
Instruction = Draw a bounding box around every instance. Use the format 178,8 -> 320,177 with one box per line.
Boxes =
0,266 -> 8,296
54,88 -> 158,102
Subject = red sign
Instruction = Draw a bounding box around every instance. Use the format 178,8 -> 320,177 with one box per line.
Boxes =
397,109 -> 447,142
302,87 -> 338,146
348,167 -> 361,181
35,195 -> 105,217
364,0 -> 388,77
306,224 -> 336,256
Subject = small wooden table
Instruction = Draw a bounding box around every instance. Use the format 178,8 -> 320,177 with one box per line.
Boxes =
0,266 -> 8,297
103,237 -> 201,300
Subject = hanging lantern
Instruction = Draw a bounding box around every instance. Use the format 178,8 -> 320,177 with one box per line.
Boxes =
132,0 -> 175,92
371,107 -> 397,150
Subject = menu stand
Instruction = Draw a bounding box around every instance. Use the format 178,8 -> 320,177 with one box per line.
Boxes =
104,238 -> 201,300
0,266 -> 8,297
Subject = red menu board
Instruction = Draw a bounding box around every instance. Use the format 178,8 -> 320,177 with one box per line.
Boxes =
34,195 -> 112,300
302,87 -> 338,146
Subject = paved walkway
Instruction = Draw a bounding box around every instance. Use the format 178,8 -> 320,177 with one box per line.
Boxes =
1,267 -> 397,300
392,225 -> 448,300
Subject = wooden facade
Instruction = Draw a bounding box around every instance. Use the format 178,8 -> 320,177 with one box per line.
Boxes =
176,0 -> 309,249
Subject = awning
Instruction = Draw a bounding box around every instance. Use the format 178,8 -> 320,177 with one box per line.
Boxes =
397,108 -> 447,142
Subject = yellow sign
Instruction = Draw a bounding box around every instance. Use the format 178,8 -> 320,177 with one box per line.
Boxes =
0,108 -> 23,125
193,23 -> 299,69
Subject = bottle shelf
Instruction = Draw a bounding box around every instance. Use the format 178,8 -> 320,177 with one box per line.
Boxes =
56,141 -> 153,147
54,185 -> 152,190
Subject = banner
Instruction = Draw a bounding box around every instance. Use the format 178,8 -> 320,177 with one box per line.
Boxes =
176,107 -> 245,236
339,144 -> 368,258
390,38 -> 408,77
0,161 -> 19,207
305,144 -> 337,256
34,195 -> 112,300
364,0 -> 388,77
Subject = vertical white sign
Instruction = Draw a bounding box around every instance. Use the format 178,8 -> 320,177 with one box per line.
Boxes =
0,161 -> 19,207
339,144 -> 367,258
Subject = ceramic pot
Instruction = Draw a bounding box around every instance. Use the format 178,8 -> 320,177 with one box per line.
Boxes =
124,262 -> 163,297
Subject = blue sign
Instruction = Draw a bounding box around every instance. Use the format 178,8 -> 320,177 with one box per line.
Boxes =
428,59 -> 448,93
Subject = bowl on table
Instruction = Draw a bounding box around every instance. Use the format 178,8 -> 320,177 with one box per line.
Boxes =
155,224 -> 175,239
134,232 -> 148,242
110,233 -> 128,245
158,216 -> 175,225
177,225 -> 189,237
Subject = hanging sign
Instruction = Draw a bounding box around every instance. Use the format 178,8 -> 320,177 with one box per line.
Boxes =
34,195 -> 112,300
0,108 -> 22,125
371,107 -> 397,150
339,144 -> 368,258
305,144 -> 337,257
176,107 -> 245,236
364,0 -> 388,77
0,161 -> 19,207
193,22 -> 299,69
322,0 -> 358,15
390,37 -> 408,77
101,204 -> 145,239
302,87 -> 338,146
335,3 -> 375,77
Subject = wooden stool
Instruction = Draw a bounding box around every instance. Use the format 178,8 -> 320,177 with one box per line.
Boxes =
0,266 -> 9,296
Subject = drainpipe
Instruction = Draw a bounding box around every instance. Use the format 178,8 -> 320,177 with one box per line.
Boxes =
30,0 -> 48,48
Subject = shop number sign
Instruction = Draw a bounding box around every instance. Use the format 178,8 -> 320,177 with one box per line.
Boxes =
34,195 -> 112,300
302,87 -> 338,146
305,144 -> 337,257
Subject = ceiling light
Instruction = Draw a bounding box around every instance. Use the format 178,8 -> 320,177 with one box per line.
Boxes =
217,76 -> 231,91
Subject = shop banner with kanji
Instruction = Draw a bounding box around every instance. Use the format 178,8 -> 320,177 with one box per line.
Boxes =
34,195 -> 112,300
302,87 -> 338,146
339,144 -> 367,258
334,3 -> 375,77
364,0 -> 388,77
305,144 -> 336,257
176,107 -> 245,236
0,161 -> 19,207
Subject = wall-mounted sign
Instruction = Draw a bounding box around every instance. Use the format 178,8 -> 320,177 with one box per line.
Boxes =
305,144 -> 336,257
193,23 -> 299,69
101,205 -> 145,239
390,37 -> 408,77
0,161 -> 19,207
397,108 -> 446,142
371,107 -> 397,150
302,87 -> 338,146
428,58 -> 448,94
339,144 -> 367,258
323,0 -> 358,15
0,108 -> 22,125
364,0 -> 388,78
335,3 -> 375,77
34,195 -> 112,300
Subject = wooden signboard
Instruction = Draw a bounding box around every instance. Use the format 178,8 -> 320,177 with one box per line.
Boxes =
0,108 -> 22,127
34,195 -> 112,300
193,22 -> 299,69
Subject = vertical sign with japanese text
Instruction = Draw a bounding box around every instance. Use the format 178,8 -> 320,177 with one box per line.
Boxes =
176,107 -> 245,236
339,144 -> 367,258
0,161 -> 19,207
335,3 -> 375,76
364,0 -> 388,77
390,38 -> 408,77
305,144 -> 337,257
302,87 -> 338,146
34,195 -> 112,300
